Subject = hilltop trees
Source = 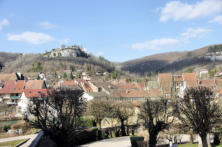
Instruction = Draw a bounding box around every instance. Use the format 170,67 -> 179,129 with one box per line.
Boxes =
139,99 -> 174,147
208,45 -> 222,53
28,89 -> 86,147
175,87 -> 222,147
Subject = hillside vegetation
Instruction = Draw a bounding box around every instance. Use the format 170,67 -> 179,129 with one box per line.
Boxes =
1,44 -> 222,76
1,53 -> 115,74
120,45 -> 220,75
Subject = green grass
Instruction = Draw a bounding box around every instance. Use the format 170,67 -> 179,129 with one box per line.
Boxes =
0,139 -> 27,147
178,143 -> 198,147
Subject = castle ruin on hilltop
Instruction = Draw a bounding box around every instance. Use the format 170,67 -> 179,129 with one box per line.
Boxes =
44,45 -> 89,58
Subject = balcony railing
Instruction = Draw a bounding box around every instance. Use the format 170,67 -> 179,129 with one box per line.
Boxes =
10,96 -> 20,99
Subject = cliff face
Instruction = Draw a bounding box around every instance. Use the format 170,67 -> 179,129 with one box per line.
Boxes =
45,45 -> 89,58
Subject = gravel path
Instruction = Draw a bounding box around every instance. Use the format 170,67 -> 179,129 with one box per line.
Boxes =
81,136 -> 131,147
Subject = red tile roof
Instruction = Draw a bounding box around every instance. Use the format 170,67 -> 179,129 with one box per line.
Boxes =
12,80 -> 25,93
60,81 -> 75,87
0,80 -> 16,94
173,75 -> 183,82
148,88 -> 162,98
182,73 -> 198,88
0,73 -> 18,81
199,79 -> 215,88
24,89 -> 49,98
75,79 -> 93,92
25,80 -> 46,89
112,89 -> 149,98
115,82 -> 146,90
158,73 -> 172,93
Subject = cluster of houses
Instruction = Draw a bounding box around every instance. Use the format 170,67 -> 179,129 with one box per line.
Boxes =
0,72 -> 110,116
0,73 -> 48,115
110,70 -> 222,103
1,69 -> 222,117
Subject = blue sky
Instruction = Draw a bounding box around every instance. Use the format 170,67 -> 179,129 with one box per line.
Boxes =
0,0 -> 222,62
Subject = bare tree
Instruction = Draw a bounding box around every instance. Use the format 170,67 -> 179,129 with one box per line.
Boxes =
175,87 -> 221,147
113,102 -> 134,136
87,100 -> 110,130
28,89 -> 86,147
139,99 -> 174,147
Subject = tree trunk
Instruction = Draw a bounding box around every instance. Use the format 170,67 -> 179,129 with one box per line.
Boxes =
97,121 -> 102,139
99,121 -> 102,130
200,135 -> 208,147
149,131 -> 158,147
120,119 -> 126,136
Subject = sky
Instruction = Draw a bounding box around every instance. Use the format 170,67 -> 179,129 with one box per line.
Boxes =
0,0 -> 222,62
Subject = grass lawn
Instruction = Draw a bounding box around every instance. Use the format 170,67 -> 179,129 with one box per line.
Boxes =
0,139 -> 27,147
178,143 -> 198,147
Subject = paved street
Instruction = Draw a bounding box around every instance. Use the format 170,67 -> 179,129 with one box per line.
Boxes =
81,136 -> 131,147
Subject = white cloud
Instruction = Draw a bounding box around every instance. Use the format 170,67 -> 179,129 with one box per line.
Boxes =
132,27 -> 211,50
160,0 -> 222,22
40,21 -> 56,29
181,27 -> 211,40
0,18 -> 9,30
132,38 -> 180,50
7,31 -> 55,44
209,15 -> 222,24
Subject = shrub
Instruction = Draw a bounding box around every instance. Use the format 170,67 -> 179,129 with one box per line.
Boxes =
3,125 -> 10,132
10,121 -> 30,133
74,128 -> 98,145
214,133 -> 220,145
80,118 -> 94,128
130,136 -> 144,147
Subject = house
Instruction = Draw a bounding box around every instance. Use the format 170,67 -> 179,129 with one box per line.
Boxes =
59,80 -> 93,101
215,72 -> 222,77
147,81 -> 159,89
75,79 -> 93,93
216,89 -> 222,104
25,80 -> 47,89
199,69 -> 208,78
199,79 -> 216,89
59,80 -> 81,90
173,75 -> 183,94
82,75 -> 91,81
0,81 -> 16,104
178,73 -> 198,98
96,71 -> 103,76
81,72 -> 88,77
17,89 -> 49,114
38,73 -> 47,81
89,79 -> 115,94
0,73 -> 23,82
148,88 -> 163,100
215,79 -> 222,89
158,73 -> 173,98
111,89 -> 149,101
0,80 -> 25,105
